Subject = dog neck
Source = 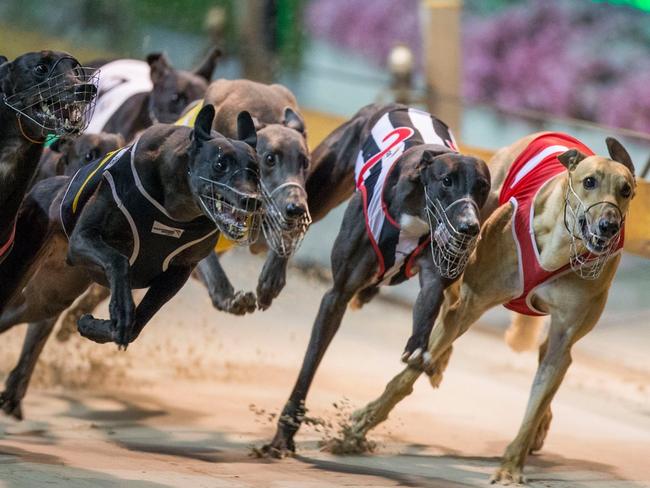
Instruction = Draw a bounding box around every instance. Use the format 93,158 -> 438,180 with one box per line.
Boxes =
531,173 -> 586,270
0,103 -> 45,226
134,130 -> 204,222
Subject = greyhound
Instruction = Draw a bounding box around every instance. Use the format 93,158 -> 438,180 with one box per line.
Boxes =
192,78 -> 312,313
85,48 -> 220,141
58,78 -> 312,327
261,103 -> 491,457
341,133 -> 636,484
0,104 -> 262,419
0,50 -> 97,273
35,132 -> 125,181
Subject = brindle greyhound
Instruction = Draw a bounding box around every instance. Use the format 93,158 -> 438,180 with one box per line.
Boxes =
85,48 -> 220,141
0,104 -> 261,419
0,51 -> 97,310
196,78 -> 311,313
262,103 -> 491,457
35,132 -> 125,182
340,133 -> 636,484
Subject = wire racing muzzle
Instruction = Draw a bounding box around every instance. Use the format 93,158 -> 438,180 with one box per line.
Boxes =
261,182 -> 312,257
424,191 -> 480,280
564,177 -> 623,280
3,62 -> 99,136
198,170 -> 263,245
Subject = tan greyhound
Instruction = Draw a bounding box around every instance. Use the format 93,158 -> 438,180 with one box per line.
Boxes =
345,132 -> 636,484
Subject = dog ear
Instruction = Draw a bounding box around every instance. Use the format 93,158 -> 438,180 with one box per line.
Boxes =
409,148 -> 441,181
237,111 -> 257,149
146,52 -> 172,84
283,107 -> 305,134
605,137 -> 635,176
558,149 -> 587,171
0,56 -> 7,66
193,104 -> 216,142
193,46 -> 221,82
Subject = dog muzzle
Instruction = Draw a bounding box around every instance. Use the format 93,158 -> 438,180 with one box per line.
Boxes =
424,192 -> 480,280
3,65 -> 99,136
197,173 -> 263,246
564,178 -> 623,280
260,182 -> 312,257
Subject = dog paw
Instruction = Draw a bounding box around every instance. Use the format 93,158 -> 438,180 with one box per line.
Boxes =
0,390 -> 24,420
222,291 -> 257,315
490,465 -> 526,485
77,314 -> 116,344
256,261 -> 287,311
258,438 -> 296,459
401,337 -> 432,369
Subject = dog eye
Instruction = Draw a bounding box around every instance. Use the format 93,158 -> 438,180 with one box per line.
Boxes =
34,63 -> 48,76
442,176 -> 453,187
620,183 -> 632,198
213,158 -> 228,173
265,153 -> 276,167
84,151 -> 96,162
583,176 -> 597,190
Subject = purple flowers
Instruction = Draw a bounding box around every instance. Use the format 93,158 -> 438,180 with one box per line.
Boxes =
305,0 -> 650,132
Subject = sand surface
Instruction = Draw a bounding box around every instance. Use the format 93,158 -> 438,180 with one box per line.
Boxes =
1,250 -> 649,488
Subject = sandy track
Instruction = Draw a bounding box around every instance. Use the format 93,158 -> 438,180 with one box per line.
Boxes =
1,250 -> 649,487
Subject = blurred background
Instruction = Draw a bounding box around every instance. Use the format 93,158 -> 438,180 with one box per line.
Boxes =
1,0 -> 648,362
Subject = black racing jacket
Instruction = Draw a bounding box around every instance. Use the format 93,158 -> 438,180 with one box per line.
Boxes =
60,141 -> 217,287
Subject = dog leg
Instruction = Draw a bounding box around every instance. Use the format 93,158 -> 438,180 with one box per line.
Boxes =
0,318 -> 56,420
529,339 -> 551,454
195,251 -> 256,315
67,200 -> 135,348
262,285 -> 356,457
256,251 -> 288,310
56,284 -> 110,342
402,256 -> 448,367
491,292 -> 608,485
263,209 -> 377,457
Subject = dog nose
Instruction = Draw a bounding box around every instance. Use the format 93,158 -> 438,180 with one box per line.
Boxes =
598,218 -> 619,237
458,221 -> 480,236
74,83 -> 97,100
285,202 -> 307,218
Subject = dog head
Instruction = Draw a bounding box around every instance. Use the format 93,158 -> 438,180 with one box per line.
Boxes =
187,103 -> 263,243
146,48 -> 220,124
410,146 -> 490,235
255,108 -> 311,256
49,132 -> 124,177
559,137 -> 636,256
401,145 -> 490,278
0,51 -> 98,135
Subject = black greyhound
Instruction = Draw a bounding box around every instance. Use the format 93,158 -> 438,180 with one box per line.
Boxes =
261,103 -> 491,456
35,132 -> 125,181
0,51 -> 97,271
85,48 -> 220,141
57,79 -> 311,326
0,104 -> 261,419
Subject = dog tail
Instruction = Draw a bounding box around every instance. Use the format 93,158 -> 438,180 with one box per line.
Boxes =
504,313 -> 545,352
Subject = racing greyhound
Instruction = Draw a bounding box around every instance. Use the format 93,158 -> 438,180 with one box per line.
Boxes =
85,48 -> 220,141
190,78 -> 311,313
0,50 -> 97,274
343,133 -> 636,484
262,103 -> 491,456
57,78 -> 312,328
0,104 -> 262,419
